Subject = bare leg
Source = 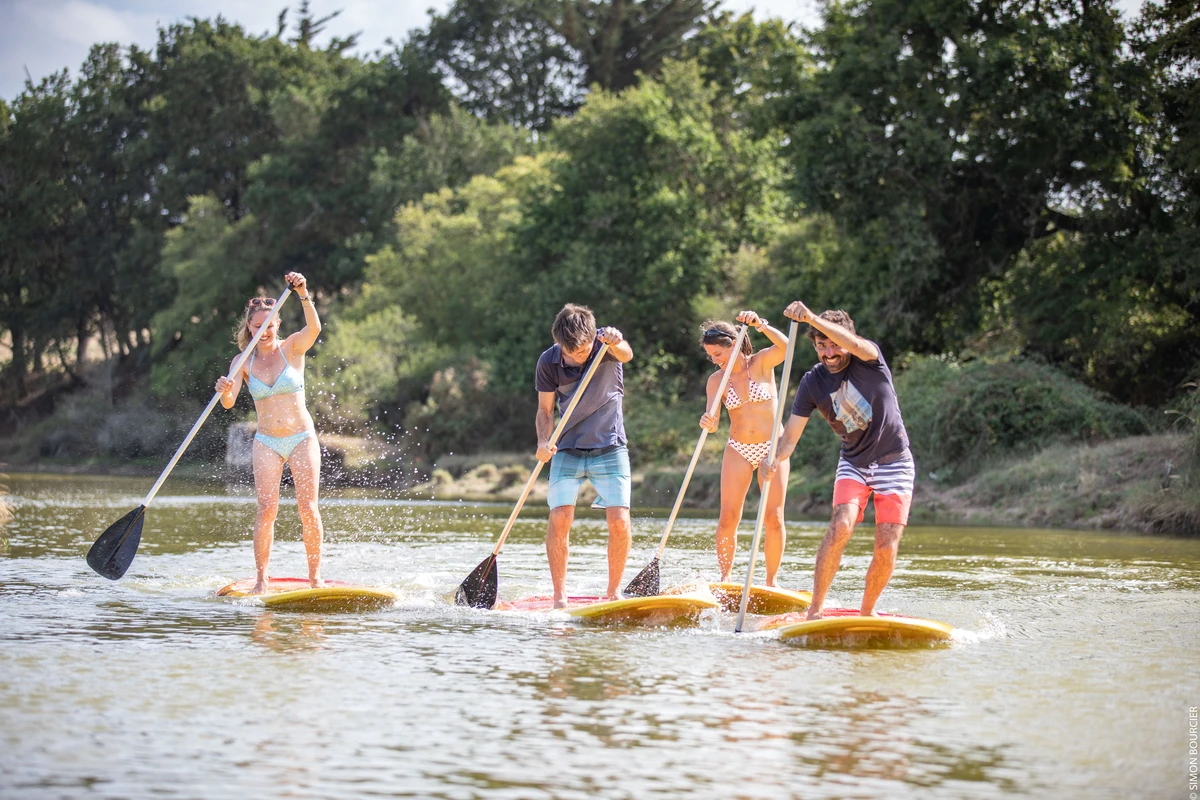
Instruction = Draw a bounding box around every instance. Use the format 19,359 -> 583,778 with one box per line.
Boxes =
251,441 -> 285,594
806,503 -> 859,619
288,434 -> 325,588
758,456 -> 790,587
547,505 -> 575,608
716,446 -> 754,581
860,522 -> 905,616
604,506 -> 631,599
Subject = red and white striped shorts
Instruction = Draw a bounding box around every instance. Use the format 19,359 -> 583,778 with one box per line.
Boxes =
832,456 -> 915,525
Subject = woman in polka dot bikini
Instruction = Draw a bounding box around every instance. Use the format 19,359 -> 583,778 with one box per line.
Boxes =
699,311 -> 792,585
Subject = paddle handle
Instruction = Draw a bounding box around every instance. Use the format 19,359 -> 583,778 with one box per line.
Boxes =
652,325 -> 749,559
141,287 -> 293,507
735,320 -> 799,633
491,342 -> 611,556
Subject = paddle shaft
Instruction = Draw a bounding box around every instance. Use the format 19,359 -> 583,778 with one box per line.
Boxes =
735,320 -> 800,633
489,343 -> 611,557
650,325 -> 749,560
140,287 -> 293,507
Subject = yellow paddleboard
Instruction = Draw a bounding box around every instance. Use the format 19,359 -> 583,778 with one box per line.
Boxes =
216,578 -> 397,612
773,613 -> 953,645
703,582 -> 813,614
568,593 -> 718,625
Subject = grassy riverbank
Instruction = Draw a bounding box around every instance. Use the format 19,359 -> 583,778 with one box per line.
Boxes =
404,433 -> 1199,536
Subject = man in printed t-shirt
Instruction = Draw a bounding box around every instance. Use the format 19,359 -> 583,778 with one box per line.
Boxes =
535,304 -> 635,608
763,301 -> 914,620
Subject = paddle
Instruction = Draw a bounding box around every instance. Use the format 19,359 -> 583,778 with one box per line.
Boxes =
623,325 -> 749,597
735,319 -> 800,633
455,342 -> 612,609
86,286 -> 294,580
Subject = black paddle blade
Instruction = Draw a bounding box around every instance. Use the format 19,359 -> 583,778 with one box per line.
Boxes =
623,557 -> 660,597
86,505 -> 146,580
455,554 -> 498,609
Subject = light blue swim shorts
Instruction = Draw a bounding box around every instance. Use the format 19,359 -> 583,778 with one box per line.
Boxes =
547,445 -> 632,510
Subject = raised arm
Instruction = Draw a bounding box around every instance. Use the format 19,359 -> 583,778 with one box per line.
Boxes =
783,300 -> 879,362
736,310 -> 789,368
283,271 -> 322,355
598,327 -> 633,362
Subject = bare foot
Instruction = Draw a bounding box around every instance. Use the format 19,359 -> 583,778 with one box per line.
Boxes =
553,597 -> 567,610
603,593 -> 624,602
251,580 -> 268,595
806,608 -> 824,621
860,609 -> 878,617
310,577 -> 326,589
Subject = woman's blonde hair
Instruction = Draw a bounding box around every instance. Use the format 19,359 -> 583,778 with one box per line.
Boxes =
700,319 -> 752,356
234,298 -> 279,350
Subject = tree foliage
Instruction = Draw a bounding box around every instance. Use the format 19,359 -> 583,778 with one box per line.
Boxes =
780,0 -> 1148,350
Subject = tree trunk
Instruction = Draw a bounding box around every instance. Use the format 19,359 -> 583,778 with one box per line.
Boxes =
76,317 -> 88,372
10,327 -> 27,397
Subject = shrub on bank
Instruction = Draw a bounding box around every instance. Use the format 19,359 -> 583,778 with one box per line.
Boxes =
0,384 -> 224,465
895,355 -> 1150,479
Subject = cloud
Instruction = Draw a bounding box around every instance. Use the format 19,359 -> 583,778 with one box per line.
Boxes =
1,0 -> 155,97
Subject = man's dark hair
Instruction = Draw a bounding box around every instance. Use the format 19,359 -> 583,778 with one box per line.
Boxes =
806,309 -> 857,342
552,303 -> 597,351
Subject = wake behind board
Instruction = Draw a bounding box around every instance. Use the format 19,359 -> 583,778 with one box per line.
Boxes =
761,608 -> 953,646
701,582 -> 813,615
497,593 -> 719,626
216,578 -> 397,612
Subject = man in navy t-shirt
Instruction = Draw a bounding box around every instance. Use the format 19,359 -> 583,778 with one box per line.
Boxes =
764,301 -> 914,620
535,304 -> 634,608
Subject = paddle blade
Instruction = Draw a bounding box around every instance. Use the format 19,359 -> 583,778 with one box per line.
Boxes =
455,553 -> 498,609
622,557 -> 660,598
86,505 -> 146,580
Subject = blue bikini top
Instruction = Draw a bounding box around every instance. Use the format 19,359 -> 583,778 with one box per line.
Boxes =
247,349 -> 304,400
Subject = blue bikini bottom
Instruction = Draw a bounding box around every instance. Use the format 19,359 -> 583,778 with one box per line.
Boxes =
254,429 -> 314,461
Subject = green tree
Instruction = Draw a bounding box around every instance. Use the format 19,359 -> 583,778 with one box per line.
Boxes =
0,72 -> 81,396
416,0 -> 585,130
994,1 -> 1200,403
558,0 -> 717,91
779,0 -> 1147,354
149,196 -> 269,398
500,60 -> 790,385
681,12 -> 809,138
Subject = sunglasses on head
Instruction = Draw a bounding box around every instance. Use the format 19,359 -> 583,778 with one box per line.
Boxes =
702,328 -> 734,344
247,297 -> 276,309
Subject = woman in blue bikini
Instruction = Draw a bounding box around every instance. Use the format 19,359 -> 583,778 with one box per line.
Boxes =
215,272 -> 323,594
699,312 -> 791,585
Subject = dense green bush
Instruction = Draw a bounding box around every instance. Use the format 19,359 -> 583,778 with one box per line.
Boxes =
895,355 -> 1150,479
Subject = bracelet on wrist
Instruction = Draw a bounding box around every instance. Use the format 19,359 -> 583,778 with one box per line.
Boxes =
300,295 -> 312,303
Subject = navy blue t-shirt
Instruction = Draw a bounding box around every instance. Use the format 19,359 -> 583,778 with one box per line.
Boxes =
535,339 -> 626,451
791,342 -> 910,468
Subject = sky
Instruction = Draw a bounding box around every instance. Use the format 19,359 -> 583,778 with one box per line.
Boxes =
0,0 -> 1143,102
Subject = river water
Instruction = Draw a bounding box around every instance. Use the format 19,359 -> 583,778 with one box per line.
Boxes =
0,473 -> 1196,799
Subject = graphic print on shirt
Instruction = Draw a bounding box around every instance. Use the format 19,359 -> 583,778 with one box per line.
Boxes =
830,381 -> 872,434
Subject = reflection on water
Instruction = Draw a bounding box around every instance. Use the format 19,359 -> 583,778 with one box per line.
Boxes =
0,472 -> 1196,799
